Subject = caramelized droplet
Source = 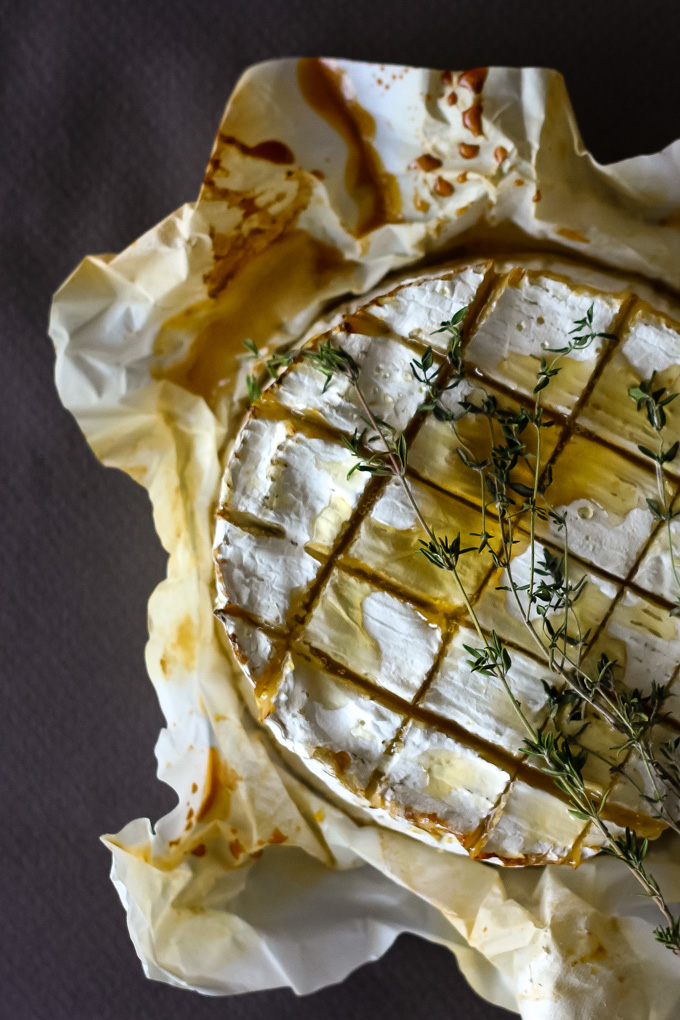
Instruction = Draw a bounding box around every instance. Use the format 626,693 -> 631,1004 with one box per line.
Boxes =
441,70 -> 453,86
413,191 -> 431,212
462,102 -> 484,137
434,176 -> 453,197
447,91 -> 458,106
533,189 -> 542,203
494,146 -> 509,165
411,153 -> 443,172
458,67 -> 488,94
333,750 -> 352,774
342,310 -> 391,337
459,143 -> 480,160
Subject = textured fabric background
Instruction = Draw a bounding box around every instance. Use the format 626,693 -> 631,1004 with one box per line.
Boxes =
3,1 -> 680,1017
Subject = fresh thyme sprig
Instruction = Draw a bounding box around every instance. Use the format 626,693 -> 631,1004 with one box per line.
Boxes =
629,372 -> 680,616
450,312 -> 680,845
241,303 -> 680,955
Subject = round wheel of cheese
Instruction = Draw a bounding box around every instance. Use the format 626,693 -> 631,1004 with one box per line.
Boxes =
214,254 -> 680,865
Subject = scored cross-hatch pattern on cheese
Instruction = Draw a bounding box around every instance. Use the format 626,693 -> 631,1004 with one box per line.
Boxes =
214,255 -> 680,866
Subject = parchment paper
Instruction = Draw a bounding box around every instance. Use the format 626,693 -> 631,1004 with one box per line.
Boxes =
50,59 -> 680,1018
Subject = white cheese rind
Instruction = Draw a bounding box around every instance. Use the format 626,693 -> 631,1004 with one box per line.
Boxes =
268,654 -> 403,792
466,271 -> 619,414
302,569 -> 442,701
380,720 -> 512,844
620,309 -> 680,377
224,616 -> 276,681
225,417 -> 367,553
370,266 -> 488,352
596,589 -> 680,695
548,503 -> 652,579
540,433 -> 658,578
633,518 -> 680,604
214,519 -> 320,628
275,330 -> 428,434
420,627 -> 552,755
579,308 -> 680,475
479,780 -> 587,864
344,476 -> 492,610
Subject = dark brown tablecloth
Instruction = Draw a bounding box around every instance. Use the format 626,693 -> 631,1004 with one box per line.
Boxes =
4,0 -> 680,1016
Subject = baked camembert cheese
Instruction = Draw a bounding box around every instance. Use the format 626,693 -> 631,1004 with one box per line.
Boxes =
214,254 -> 680,866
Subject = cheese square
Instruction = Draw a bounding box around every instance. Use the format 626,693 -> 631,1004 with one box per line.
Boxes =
224,417 -> 369,555
214,520 -> 320,629
538,433 -> 659,578
580,305 -> 680,475
268,653 -> 404,795
275,329 -> 429,434
477,779 -> 587,864
633,516 -> 680,606
474,536 -> 618,664
606,724 -> 680,835
530,712 -> 627,797
223,615 -> 279,683
465,270 -> 621,415
370,265 -> 489,352
587,589 -> 680,696
343,476 -> 495,610
380,719 -> 512,847
408,378 -> 562,508
302,568 -> 442,702
419,626 -> 553,755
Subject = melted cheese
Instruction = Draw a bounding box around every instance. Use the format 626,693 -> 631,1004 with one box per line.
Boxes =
215,255 -> 680,867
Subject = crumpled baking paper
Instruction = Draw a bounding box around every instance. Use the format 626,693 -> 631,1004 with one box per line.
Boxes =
49,58 -> 680,1018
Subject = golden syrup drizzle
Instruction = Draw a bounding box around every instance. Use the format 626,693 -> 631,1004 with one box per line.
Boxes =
297,58 -> 402,237
151,230 -> 355,409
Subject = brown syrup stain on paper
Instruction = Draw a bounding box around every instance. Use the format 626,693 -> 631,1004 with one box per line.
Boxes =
229,838 -> 246,859
159,614 -> 196,677
173,614 -> 197,671
556,227 -> 590,244
297,57 -> 402,237
151,61 -> 406,408
660,207 -> 680,230
196,746 -> 241,822
218,134 -> 295,165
